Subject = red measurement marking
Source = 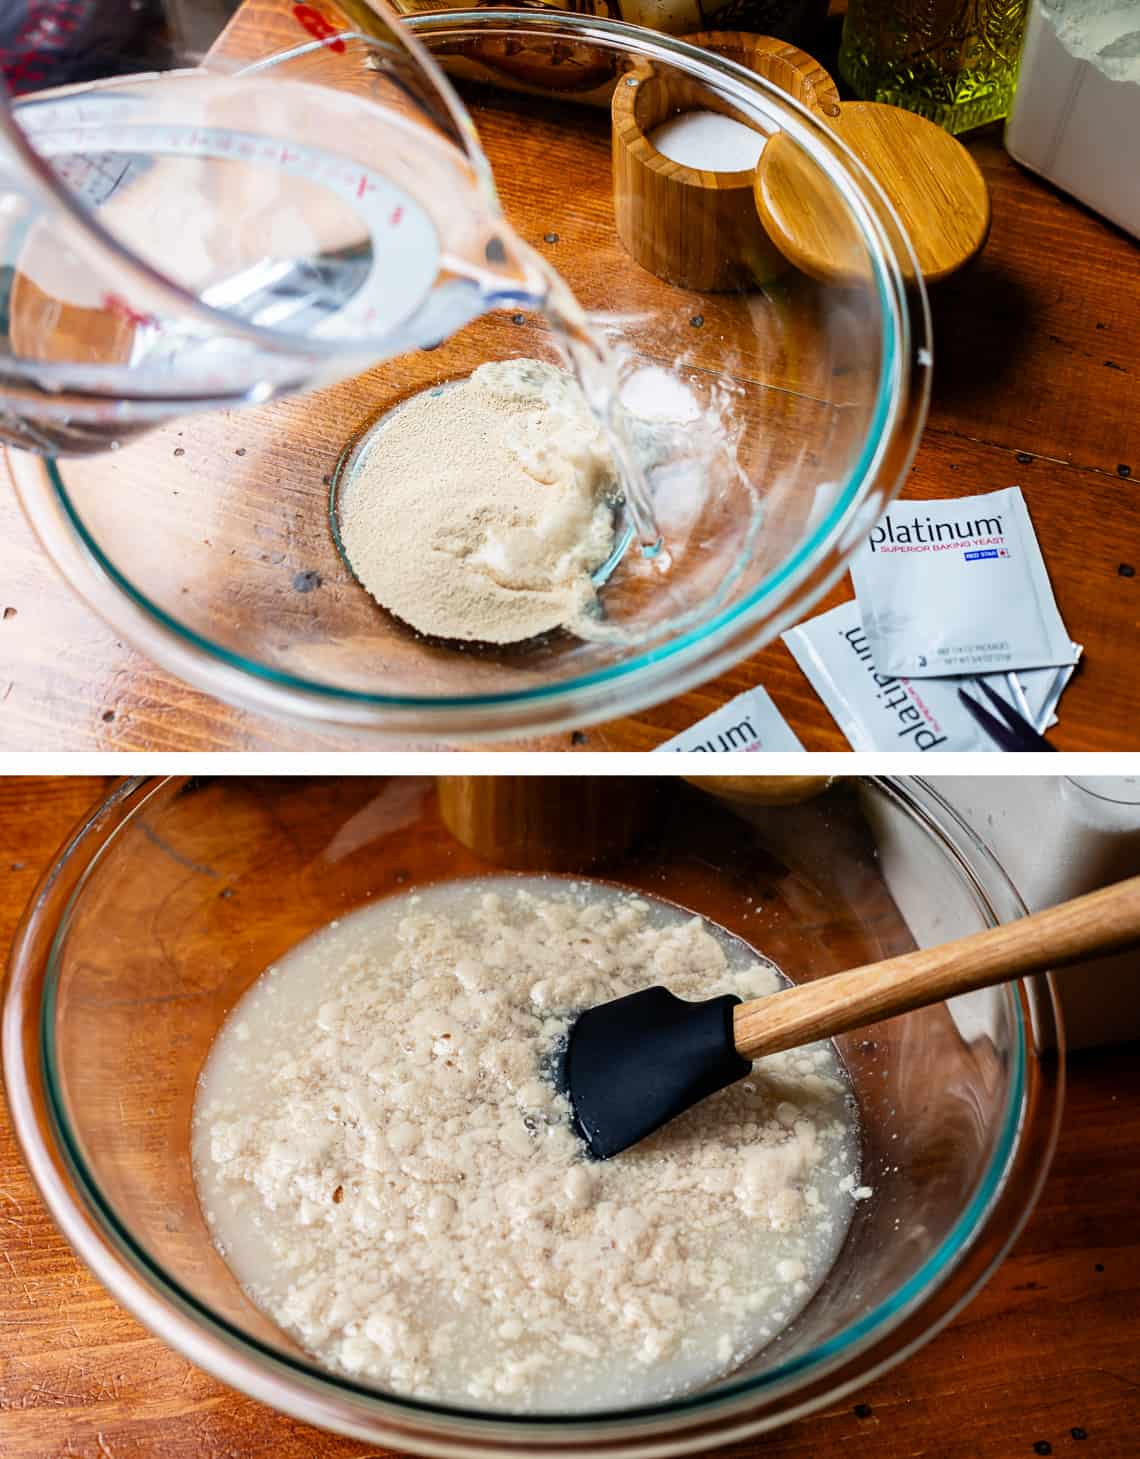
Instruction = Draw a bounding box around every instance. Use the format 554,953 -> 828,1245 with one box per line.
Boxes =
356,174 -> 376,200
102,293 -> 157,329
389,206 -> 404,227
292,4 -> 346,53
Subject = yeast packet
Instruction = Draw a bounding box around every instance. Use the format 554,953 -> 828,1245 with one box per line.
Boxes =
783,601 -> 1078,752
655,687 -> 804,752
850,487 -> 1077,677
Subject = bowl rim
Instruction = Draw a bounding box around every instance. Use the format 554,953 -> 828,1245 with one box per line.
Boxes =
2,775 -> 1064,1456
9,12 -> 933,739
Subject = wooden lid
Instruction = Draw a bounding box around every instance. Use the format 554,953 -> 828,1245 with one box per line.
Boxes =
755,101 -> 991,285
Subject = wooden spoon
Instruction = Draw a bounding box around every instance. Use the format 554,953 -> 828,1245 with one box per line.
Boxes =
563,874 -> 1140,1158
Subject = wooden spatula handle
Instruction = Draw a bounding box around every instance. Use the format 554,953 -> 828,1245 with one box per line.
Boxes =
733,874 -> 1140,1061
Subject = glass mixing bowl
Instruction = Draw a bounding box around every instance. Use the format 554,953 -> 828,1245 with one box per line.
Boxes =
4,776 -> 1062,1456
7,13 -> 932,740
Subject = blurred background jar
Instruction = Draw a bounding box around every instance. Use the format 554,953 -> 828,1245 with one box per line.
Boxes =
383,0 -> 830,43
0,1 -> 831,111
838,0 -> 1032,133
350,0 -> 831,100
0,1 -> 240,95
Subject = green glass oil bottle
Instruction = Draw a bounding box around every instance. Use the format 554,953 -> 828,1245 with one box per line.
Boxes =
839,0 -> 1031,134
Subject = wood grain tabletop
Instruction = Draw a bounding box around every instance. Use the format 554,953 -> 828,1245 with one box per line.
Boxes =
0,5 -> 1136,752
1,776 -> 1139,1458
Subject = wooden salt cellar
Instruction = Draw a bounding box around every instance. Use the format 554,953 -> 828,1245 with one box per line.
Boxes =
611,33 -> 840,292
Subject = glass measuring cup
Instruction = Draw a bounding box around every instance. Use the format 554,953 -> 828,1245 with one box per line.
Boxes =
0,2 -> 544,456
4,7 -> 933,705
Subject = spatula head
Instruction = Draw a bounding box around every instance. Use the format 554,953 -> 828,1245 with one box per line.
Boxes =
560,986 -> 752,1159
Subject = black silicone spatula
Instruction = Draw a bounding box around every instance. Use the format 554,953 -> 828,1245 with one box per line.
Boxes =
561,875 -> 1140,1159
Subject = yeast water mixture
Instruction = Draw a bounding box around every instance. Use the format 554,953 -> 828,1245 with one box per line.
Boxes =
192,879 -> 865,1413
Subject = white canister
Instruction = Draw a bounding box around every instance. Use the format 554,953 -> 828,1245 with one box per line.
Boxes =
931,777 -> 1140,1049
1005,0 -> 1140,240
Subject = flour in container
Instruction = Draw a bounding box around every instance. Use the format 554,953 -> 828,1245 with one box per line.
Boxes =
193,877 -> 865,1413
1042,0 -> 1140,81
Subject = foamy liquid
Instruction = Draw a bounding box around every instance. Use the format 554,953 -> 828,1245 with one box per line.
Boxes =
193,877 -> 863,1412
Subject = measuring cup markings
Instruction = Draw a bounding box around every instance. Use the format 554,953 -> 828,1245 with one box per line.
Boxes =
17,104 -> 447,348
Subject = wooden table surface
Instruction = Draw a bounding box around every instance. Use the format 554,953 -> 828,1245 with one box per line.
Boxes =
1,777 -> 1139,1458
0,6 -> 1137,751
